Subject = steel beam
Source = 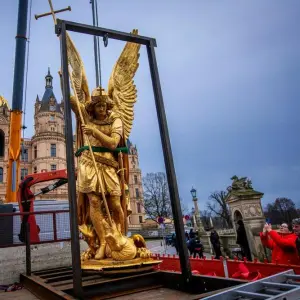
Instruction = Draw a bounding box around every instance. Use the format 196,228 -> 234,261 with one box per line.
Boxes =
146,40 -> 192,286
59,21 -> 83,299
25,222 -> 31,276
55,19 -> 157,46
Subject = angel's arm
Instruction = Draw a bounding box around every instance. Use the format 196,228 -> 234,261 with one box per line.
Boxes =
90,118 -> 122,150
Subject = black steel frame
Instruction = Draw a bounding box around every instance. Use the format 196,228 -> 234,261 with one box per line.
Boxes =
55,19 -> 191,298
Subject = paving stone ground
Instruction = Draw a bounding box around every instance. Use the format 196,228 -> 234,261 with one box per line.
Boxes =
0,289 -> 39,300
0,240 -> 209,300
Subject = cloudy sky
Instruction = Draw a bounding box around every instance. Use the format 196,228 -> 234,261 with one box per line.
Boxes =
1,1 -> 300,211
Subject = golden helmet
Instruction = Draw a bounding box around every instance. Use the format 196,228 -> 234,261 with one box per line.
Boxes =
86,86 -> 114,112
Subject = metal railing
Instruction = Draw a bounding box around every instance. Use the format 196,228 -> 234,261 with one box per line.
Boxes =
0,210 -> 71,248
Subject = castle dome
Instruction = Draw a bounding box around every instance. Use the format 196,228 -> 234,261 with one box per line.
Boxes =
0,95 -> 9,109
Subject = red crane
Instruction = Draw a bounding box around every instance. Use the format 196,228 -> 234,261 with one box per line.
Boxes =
17,169 -> 72,243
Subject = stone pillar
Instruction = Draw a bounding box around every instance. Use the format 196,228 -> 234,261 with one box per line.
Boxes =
226,176 -> 266,260
193,197 -> 204,233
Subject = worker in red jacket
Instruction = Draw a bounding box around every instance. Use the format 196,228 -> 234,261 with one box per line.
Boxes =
260,223 -> 299,265
292,218 -> 300,257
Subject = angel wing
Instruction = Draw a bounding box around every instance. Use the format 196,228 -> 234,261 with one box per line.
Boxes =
66,32 -> 90,104
107,29 -> 141,141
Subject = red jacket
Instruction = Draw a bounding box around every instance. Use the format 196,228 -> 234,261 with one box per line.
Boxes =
260,230 -> 299,265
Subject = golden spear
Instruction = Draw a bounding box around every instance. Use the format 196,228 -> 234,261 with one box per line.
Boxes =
41,0 -> 113,227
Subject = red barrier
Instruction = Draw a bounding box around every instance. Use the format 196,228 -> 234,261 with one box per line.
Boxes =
152,254 -> 300,281
152,254 -> 225,277
227,258 -> 300,279
230,263 -> 262,281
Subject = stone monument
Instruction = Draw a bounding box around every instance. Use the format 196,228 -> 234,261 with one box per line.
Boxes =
226,176 -> 265,260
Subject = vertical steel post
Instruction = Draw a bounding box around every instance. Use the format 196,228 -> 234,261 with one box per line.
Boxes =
25,222 -> 31,276
146,40 -> 192,286
53,212 -> 58,241
59,22 -> 83,298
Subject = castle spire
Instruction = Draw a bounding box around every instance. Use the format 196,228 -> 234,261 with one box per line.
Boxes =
45,67 -> 53,89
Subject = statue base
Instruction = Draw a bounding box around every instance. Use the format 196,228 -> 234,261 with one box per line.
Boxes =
81,257 -> 162,274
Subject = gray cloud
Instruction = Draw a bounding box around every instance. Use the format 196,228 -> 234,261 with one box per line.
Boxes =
1,0 -> 300,212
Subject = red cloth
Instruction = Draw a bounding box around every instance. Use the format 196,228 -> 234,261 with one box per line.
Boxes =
260,230 -> 299,265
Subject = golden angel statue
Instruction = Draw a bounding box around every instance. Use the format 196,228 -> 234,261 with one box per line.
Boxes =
62,31 -> 154,267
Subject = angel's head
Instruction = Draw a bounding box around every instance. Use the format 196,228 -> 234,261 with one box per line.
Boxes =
86,86 -> 114,120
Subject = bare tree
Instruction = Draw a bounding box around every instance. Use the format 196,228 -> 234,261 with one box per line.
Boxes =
180,198 -> 189,216
142,172 -> 188,222
207,190 -> 233,228
265,198 -> 299,224
143,172 -> 172,221
201,209 -> 212,229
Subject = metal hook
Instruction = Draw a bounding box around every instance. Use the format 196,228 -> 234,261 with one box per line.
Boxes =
103,33 -> 108,47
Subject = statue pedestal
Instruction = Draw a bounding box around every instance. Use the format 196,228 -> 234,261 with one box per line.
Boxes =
227,188 -> 265,260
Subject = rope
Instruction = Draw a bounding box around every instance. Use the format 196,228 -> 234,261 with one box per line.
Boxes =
21,0 -> 33,172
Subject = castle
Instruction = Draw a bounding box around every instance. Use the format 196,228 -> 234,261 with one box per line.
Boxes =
0,69 -> 145,228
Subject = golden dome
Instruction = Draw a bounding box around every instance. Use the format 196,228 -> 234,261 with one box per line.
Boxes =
0,95 -> 9,108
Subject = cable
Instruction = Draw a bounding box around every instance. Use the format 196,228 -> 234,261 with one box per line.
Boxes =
90,0 -> 100,87
95,0 -> 102,87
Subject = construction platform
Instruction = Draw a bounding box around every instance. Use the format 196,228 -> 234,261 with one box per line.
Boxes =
20,266 -> 246,299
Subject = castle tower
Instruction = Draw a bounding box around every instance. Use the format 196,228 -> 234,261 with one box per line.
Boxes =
127,140 -> 145,229
31,68 -> 67,200
0,96 -> 10,202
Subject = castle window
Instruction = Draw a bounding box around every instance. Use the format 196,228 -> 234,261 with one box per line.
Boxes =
0,129 -> 4,157
134,175 -> 138,184
0,167 -> 3,182
135,188 -> 140,198
139,216 -> 143,224
34,146 -> 37,159
51,164 -> 56,171
50,144 -> 56,157
21,148 -> 28,162
137,202 -> 141,213
49,99 -> 56,111
50,115 -> 55,121
34,166 -> 37,173
21,168 -> 28,180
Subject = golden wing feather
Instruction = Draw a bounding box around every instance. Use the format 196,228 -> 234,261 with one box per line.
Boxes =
108,29 -> 141,141
66,32 -> 90,104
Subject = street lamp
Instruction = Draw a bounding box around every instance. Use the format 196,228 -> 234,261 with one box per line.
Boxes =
190,187 -> 197,199
190,186 -> 203,232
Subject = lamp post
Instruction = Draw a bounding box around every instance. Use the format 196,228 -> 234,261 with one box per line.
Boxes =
190,187 -> 203,232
